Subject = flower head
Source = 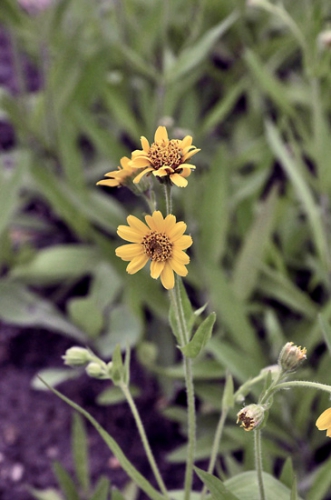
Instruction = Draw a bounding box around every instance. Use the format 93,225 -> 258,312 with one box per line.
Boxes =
115,210 -> 192,289
278,342 -> 307,372
237,404 -> 265,431
129,126 -> 200,188
316,408 -> 331,438
97,157 -> 136,188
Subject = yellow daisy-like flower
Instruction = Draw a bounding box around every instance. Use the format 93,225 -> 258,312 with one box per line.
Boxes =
115,210 -> 192,289
129,126 -> 200,188
316,408 -> 331,438
96,156 -> 136,188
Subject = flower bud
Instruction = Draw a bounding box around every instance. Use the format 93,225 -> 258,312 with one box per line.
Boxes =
236,404 -> 265,431
62,347 -> 91,367
278,342 -> 307,372
85,362 -> 106,379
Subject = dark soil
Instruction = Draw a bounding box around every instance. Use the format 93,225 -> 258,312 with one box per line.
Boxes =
0,324 -> 186,500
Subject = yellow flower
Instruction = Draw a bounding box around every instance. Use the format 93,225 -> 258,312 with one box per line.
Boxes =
316,408 -> 331,438
96,157 -> 136,188
129,126 -> 200,188
115,210 -> 192,289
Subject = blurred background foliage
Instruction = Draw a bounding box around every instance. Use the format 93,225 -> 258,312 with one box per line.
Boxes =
1,0 -> 331,497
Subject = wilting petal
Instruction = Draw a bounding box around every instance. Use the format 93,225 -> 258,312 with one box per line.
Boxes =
160,263 -> 175,290
126,254 -> 149,274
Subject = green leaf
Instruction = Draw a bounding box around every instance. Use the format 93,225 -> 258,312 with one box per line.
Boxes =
232,187 -> 278,301
111,344 -> 124,384
31,368 -> 81,390
306,457 -> 331,500
11,245 -> 99,285
224,471 -> 304,500
169,279 -> 194,343
222,373 -> 234,410
166,11 -> 239,82
279,457 -> 294,489
111,488 -> 126,500
90,477 -> 110,500
30,488 -> 63,500
0,158 -> 25,238
194,467 -> 239,500
68,297 -> 104,339
52,461 -> 80,500
0,281 -> 85,341
72,413 -> 90,494
40,380 -> 165,500
317,314 -> 331,357
266,120 -> 328,268
179,312 -> 216,358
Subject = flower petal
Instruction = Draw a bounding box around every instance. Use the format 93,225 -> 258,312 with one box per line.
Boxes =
150,260 -> 165,279
169,258 -> 188,276
181,135 -> 193,149
133,168 -> 153,184
182,148 -> 200,161
115,243 -> 144,261
164,214 -> 177,233
172,248 -> 190,264
126,254 -> 149,274
155,126 -> 168,143
117,226 -> 143,243
174,235 -> 193,249
145,211 -> 165,232
97,179 -> 120,187
168,221 -> 187,240
140,136 -> 150,153
316,408 -> 331,430
130,157 -> 152,168
170,173 -> 188,188
160,263 -> 175,289
127,215 -> 149,234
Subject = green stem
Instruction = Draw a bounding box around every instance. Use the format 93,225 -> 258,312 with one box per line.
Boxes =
120,382 -> 170,499
169,280 -> 196,500
164,183 -> 173,215
254,429 -> 266,500
276,380 -> 331,394
200,408 -> 228,500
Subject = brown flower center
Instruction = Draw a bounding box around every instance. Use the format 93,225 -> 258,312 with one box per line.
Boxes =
148,139 -> 182,170
142,231 -> 173,262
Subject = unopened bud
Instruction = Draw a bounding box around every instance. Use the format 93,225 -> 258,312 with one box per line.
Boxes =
62,347 -> 91,367
85,362 -> 107,379
237,404 -> 265,431
278,342 -> 307,372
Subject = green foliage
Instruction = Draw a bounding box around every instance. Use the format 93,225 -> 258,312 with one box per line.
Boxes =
2,0 -> 331,498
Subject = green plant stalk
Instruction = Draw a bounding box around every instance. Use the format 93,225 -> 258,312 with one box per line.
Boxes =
200,407 -> 229,500
119,382 -> 170,499
169,280 -> 196,500
164,182 -> 173,215
254,429 -> 266,500
275,380 -> 331,394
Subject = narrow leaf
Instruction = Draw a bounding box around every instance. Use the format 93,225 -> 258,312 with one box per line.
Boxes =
317,314 -> 331,357
179,313 -> 216,358
194,467 -> 239,500
72,414 -> 90,493
52,461 -> 80,500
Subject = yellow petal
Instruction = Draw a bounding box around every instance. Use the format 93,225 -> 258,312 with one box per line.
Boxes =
174,234 -> 193,249
169,258 -> 188,276
119,156 -> 131,169
172,248 -> 190,264
150,260 -> 165,279
96,179 -> 120,187
155,126 -> 168,143
145,211 -> 165,232
316,408 -> 331,430
163,214 -> 177,233
133,168 -> 153,184
117,226 -> 143,243
130,157 -> 152,168
181,135 -> 193,149
153,169 -> 171,177
168,221 -> 187,240
140,136 -> 150,153
126,254 -> 149,274
182,148 -> 200,162
327,428 -> 331,438
170,173 -> 188,188
160,263 -> 175,289
127,215 -> 149,234
115,244 -> 144,261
